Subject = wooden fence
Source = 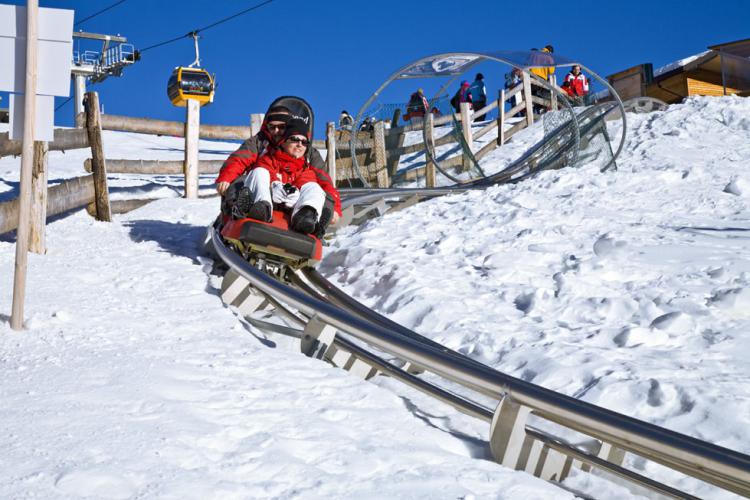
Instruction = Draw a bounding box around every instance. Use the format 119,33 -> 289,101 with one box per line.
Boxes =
0,92 -> 111,242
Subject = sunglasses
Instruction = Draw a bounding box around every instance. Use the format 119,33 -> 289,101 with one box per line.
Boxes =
267,123 -> 286,131
286,137 -> 310,146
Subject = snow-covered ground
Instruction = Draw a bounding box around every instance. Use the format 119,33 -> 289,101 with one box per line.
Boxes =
1,96 -> 749,498
323,96 -> 750,497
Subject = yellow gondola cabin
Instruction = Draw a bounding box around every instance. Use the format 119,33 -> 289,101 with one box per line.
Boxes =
167,67 -> 215,107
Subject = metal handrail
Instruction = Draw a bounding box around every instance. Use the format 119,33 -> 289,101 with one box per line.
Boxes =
211,228 -> 750,496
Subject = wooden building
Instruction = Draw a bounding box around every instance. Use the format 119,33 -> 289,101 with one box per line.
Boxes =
607,38 -> 750,104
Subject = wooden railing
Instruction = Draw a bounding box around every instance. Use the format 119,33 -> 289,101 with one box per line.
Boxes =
0,92 -> 111,245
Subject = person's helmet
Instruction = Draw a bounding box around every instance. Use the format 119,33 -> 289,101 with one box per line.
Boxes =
545,44 -> 554,53
417,88 -> 424,94
476,73 -> 484,80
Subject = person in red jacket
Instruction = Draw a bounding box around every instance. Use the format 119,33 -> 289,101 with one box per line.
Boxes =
562,65 -> 589,104
235,118 -> 341,235
214,104 -> 326,196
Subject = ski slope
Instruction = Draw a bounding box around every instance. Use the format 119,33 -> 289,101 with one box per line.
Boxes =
1,95 -> 749,498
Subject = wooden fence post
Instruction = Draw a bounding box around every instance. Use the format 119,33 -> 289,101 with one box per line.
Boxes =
184,99 -> 200,198
326,121 -> 336,185
522,72 -> 534,127
425,112 -> 436,188
29,141 -> 48,253
85,92 -> 112,221
498,89 -> 506,146
250,113 -> 264,136
373,121 -> 389,188
460,102 -> 473,172
549,74 -> 558,111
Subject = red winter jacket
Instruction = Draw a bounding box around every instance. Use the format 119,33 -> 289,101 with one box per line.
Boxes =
254,149 -> 342,216
215,129 -> 326,185
563,72 -> 589,97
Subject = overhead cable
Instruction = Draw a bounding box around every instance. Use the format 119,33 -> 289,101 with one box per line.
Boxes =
74,0 -> 129,28
139,0 -> 275,54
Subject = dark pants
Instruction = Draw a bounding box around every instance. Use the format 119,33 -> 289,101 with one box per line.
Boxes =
531,87 -> 549,115
473,99 -> 487,121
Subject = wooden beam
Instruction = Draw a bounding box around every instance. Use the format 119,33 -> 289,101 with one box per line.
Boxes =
460,102 -> 473,172
522,72 -> 534,127
250,113 -> 263,136
1,175 -> 95,235
326,121 -> 336,184
84,158 -> 224,174
474,119 -> 498,141
86,198 -> 157,217
373,121 -> 389,187
29,141 -> 48,254
98,113 -> 252,141
498,89 -> 506,146
85,92 -> 112,221
425,112 -> 436,188
0,128 -> 88,158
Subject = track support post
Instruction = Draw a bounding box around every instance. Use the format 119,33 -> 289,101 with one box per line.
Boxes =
489,395 -> 534,469
301,316 -> 378,380
220,269 -> 271,315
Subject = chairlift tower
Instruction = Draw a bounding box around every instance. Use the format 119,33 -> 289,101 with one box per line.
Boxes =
70,31 -> 138,120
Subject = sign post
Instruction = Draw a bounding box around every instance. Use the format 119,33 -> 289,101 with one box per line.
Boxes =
1,3 -> 74,330
10,0 -> 39,330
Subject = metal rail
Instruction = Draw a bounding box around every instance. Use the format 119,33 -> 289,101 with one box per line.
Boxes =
211,228 -> 750,496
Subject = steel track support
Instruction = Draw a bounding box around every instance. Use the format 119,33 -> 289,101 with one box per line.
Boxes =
489,395 -> 568,481
220,269 -> 272,315
301,315 -> 377,380
489,395 -> 534,469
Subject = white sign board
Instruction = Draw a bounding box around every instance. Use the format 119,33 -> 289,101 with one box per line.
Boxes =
0,4 -> 74,140
10,94 -> 55,142
0,5 -> 74,96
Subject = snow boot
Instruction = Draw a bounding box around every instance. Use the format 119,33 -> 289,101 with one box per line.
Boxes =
232,187 -> 253,219
291,206 -> 317,234
247,201 -> 272,223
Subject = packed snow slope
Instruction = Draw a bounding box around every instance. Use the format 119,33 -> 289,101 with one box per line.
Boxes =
0,128 -> 576,497
322,95 -> 750,496
1,95 -> 748,498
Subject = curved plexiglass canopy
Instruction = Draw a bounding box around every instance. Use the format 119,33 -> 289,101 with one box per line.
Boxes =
351,50 -> 626,186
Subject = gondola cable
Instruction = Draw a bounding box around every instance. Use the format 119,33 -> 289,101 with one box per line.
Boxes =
74,0 -> 129,28
139,0 -> 275,54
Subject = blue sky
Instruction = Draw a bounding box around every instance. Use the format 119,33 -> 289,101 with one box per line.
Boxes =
2,0 -> 748,137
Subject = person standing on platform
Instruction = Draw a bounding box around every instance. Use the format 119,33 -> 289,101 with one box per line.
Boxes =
529,45 -> 556,115
562,65 -> 590,105
469,73 -> 487,121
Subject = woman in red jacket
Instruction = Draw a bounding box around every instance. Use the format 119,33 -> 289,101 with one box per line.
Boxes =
234,118 -> 341,235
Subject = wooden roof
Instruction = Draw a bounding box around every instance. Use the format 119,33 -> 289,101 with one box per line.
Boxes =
708,38 -> 750,58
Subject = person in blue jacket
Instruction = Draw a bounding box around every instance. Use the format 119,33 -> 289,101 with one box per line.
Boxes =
469,73 -> 487,122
